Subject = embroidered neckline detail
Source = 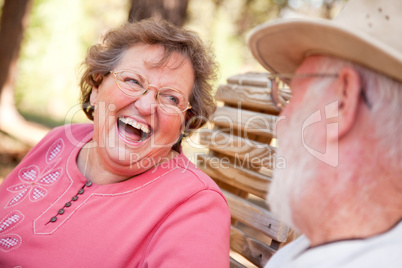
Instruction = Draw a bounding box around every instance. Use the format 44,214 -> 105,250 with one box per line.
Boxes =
46,181 -> 93,224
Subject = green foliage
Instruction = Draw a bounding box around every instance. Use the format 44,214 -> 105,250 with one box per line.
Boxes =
187,0 -> 281,87
0,0 -> 4,18
15,0 -> 127,124
9,0 -> 346,124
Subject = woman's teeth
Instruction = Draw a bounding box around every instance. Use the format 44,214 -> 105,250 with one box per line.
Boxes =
118,117 -> 151,143
119,117 -> 150,134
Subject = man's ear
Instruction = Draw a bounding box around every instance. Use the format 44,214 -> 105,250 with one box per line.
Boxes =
336,66 -> 361,139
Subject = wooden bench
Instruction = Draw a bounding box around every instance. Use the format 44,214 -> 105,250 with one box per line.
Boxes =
196,72 -> 296,267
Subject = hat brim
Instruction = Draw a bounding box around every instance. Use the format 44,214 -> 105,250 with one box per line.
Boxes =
248,18 -> 402,82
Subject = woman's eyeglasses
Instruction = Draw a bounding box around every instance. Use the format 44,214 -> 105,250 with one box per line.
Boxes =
110,70 -> 192,114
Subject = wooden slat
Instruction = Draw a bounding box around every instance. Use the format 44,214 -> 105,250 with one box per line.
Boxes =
230,256 -> 247,268
230,226 -> 276,268
226,72 -> 270,87
198,129 -> 276,169
223,189 -> 289,242
216,83 -> 278,114
195,72 -> 295,266
197,154 -> 270,199
211,106 -> 277,138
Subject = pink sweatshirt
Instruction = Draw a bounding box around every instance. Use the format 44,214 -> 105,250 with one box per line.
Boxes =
0,124 -> 230,267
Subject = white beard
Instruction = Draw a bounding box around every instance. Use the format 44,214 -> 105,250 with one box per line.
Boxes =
268,99 -> 324,230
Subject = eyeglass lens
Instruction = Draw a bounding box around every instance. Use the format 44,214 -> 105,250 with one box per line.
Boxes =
114,70 -> 190,113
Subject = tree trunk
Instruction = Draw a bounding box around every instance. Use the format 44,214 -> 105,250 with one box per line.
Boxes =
0,0 -> 49,147
128,0 -> 189,27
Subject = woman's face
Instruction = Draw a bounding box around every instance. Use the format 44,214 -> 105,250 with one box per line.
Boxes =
90,44 -> 194,177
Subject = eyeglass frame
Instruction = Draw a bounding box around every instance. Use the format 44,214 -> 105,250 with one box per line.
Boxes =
110,70 -> 192,114
268,73 -> 372,110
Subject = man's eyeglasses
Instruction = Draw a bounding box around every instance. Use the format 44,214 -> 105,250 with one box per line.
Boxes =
268,73 -> 338,110
110,70 -> 192,114
268,73 -> 372,110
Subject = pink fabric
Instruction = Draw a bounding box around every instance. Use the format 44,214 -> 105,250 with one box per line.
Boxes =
0,124 -> 230,267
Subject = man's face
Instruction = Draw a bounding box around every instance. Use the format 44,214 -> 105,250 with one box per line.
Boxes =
268,56 -> 333,229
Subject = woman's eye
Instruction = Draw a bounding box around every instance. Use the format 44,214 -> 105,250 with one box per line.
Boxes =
124,77 -> 143,88
167,95 -> 179,105
160,93 -> 180,105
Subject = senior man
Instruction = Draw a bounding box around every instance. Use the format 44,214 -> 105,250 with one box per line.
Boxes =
248,0 -> 402,267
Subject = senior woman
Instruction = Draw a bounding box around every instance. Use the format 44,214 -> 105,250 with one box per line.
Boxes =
0,19 -> 230,267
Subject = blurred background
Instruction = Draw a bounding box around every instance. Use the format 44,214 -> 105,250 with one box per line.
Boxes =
0,0 -> 347,180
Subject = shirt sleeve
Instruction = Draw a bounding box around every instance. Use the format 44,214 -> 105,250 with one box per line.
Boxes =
141,189 -> 231,268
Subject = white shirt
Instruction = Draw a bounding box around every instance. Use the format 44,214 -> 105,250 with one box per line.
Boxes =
266,220 -> 402,268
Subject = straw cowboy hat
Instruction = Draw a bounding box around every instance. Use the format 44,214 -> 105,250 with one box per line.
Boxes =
248,0 -> 402,83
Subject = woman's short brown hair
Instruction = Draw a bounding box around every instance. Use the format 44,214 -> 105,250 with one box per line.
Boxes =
79,18 -> 217,138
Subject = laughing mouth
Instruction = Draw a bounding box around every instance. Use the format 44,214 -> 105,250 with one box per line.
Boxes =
118,117 -> 152,143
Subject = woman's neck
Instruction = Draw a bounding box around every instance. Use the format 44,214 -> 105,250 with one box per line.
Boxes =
77,143 -> 179,185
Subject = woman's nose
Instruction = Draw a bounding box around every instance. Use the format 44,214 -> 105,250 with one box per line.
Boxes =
134,87 -> 158,115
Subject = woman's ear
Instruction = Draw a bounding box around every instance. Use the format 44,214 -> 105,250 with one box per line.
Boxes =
90,73 -> 104,105
335,66 -> 361,139
90,86 -> 99,106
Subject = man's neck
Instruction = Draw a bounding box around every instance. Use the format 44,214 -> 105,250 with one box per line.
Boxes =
307,211 -> 401,247
300,182 -> 402,247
